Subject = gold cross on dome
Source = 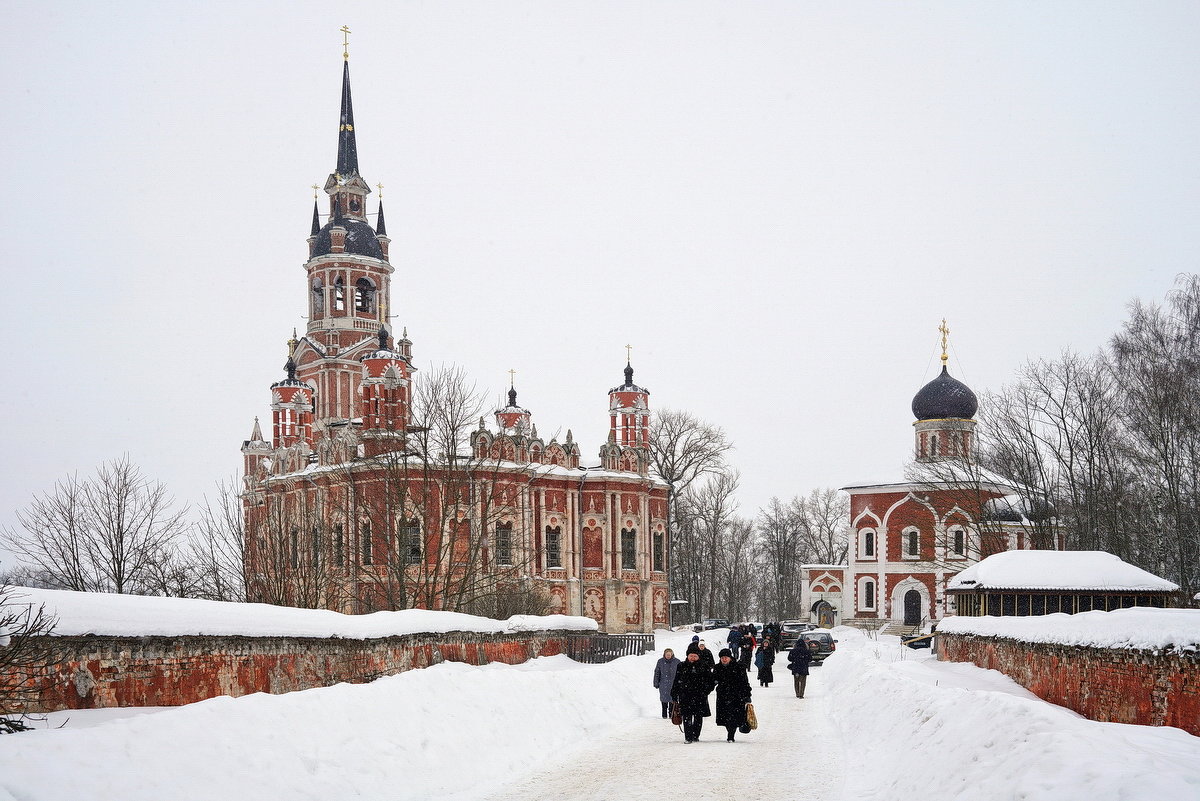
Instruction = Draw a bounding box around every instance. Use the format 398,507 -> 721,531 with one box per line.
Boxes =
340,25 -> 352,60
508,368 -> 517,387
939,319 -> 950,365
625,344 -> 632,362
376,182 -> 384,199
311,184 -> 319,199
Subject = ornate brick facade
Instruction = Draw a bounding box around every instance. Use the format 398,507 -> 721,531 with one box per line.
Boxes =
240,54 -> 668,633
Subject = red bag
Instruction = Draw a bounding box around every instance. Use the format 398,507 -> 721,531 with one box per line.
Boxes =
670,701 -> 682,726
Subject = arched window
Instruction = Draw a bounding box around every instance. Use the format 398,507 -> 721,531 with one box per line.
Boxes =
621,528 -> 637,570
907,529 -> 919,557
952,528 -> 966,556
545,526 -> 562,568
861,579 -> 876,610
494,521 -> 513,566
311,279 -> 325,315
929,434 -> 939,456
398,519 -> 421,563
355,278 -> 376,313
334,277 -> 346,312
360,521 -> 372,565
652,531 -> 664,573
861,529 -> 875,558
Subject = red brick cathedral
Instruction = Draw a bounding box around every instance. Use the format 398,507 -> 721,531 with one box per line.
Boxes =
241,53 -> 668,633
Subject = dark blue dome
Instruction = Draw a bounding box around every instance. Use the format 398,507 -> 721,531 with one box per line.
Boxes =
312,219 -> 384,259
912,366 -> 977,420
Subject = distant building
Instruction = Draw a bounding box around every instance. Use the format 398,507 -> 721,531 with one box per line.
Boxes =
802,327 -> 1061,628
946,550 -> 1178,616
240,52 -> 668,632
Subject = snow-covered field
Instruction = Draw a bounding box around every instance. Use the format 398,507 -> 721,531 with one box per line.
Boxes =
2,626 -> 1198,800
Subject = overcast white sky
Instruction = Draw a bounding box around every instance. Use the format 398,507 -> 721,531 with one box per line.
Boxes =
2,1 -> 1198,541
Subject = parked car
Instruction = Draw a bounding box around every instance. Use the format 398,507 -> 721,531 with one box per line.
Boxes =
702,618 -> 730,631
778,620 -> 817,650
798,630 -> 838,665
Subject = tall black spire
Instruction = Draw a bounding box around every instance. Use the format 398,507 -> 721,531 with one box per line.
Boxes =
336,60 -> 359,176
375,199 -> 388,236
310,200 -> 321,236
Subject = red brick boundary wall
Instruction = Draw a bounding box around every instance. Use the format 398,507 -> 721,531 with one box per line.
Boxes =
938,632 -> 1200,736
17,629 -> 587,713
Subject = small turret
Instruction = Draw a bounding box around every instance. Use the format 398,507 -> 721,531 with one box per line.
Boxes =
495,372 -> 532,435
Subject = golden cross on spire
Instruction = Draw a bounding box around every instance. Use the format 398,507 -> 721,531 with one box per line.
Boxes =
508,368 -> 517,387
340,25 -> 351,60
311,184 -> 319,199
939,318 -> 950,365
376,182 -> 384,199
625,344 -> 633,362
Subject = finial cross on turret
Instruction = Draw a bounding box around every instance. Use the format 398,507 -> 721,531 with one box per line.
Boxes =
508,368 -> 517,387
625,344 -> 632,362
939,319 -> 950,365
340,25 -> 351,60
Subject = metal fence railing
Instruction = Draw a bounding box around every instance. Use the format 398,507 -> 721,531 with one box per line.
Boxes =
563,633 -> 656,664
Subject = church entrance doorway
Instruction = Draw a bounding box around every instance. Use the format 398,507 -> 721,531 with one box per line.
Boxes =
903,589 -> 921,626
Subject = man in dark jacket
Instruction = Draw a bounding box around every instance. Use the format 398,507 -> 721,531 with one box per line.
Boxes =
694,640 -> 715,668
788,637 -> 813,698
713,649 -> 752,742
670,651 -> 715,743
726,627 -> 744,662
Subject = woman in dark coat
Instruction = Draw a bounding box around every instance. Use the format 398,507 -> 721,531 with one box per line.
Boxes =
788,636 -> 813,698
653,648 -> 682,719
670,650 -> 715,743
713,648 -> 753,742
694,640 -> 715,668
737,635 -> 754,673
755,636 -> 776,687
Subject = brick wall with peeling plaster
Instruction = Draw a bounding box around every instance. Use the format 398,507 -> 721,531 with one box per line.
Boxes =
11,630 -> 587,713
938,633 -> 1200,736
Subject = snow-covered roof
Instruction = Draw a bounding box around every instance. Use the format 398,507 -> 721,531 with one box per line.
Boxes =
937,607 -> 1200,653
2,587 -> 598,639
946,551 -> 1178,592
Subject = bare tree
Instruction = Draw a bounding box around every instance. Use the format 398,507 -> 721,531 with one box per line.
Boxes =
0,586 -> 58,733
188,477 -> 249,601
798,488 -> 850,565
3,457 -> 188,595
648,408 -> 732,619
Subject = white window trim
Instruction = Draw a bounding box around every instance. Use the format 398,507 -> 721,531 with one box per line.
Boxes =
859,528 -> 877,561
948,526 -> 968,559
858,577 -> 877,611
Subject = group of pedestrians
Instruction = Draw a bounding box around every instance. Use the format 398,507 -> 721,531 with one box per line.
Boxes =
652,624 -> 814,744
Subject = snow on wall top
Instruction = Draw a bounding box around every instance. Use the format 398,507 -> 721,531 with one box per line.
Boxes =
2,587 -> 598,639
937,607 -> 1200,653
946,550 -> 1178,592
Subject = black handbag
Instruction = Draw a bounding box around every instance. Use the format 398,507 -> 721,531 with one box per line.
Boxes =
670,701 -> 682,726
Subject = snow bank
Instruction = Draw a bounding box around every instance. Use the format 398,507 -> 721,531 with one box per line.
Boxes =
937,607 -> 1200,653
3,587 -> 597,639
947,550 -> 1178,591
0,650 -> 661,801
825,628 -> 1200,800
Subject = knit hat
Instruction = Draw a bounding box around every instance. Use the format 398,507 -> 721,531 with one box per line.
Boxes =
719,648 -> 732,658
691,635 -> 700,642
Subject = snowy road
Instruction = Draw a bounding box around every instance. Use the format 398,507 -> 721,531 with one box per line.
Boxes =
462,631 -> 845,801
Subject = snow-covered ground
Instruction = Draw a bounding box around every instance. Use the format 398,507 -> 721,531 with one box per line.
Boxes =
3,586 -> 596,638
827,627 -> 1200,800
2,626 -> 1198,800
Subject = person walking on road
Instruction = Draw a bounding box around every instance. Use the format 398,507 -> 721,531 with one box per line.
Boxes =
713,648 -> 753,742
653,648 -> 682,719
788,636 -> 813,698
695,639 -> 715,668
727,627 -> 744,663
755,636 -> 776,687
738,632 -> 754,673
670,650 -> 715,743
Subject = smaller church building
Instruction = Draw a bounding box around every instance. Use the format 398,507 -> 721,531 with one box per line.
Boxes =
801,334 -> 1062,628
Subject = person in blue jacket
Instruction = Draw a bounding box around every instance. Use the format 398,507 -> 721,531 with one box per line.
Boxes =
788,636 -> 813,698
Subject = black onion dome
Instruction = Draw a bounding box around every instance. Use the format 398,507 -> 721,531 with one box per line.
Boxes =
912,366 -> 978,420
311,218 -> 384,259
